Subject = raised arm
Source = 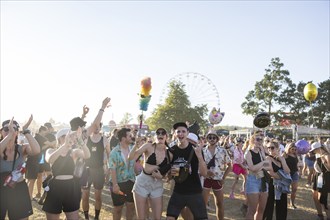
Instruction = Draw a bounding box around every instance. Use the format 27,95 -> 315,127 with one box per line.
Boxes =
86,97 -> 111,136
128,139 -> 150,161
21,115 -> 40,156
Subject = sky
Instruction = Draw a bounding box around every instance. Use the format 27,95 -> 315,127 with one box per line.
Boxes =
1,1 -> 329,128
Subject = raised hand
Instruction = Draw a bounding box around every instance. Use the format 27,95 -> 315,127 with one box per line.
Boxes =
101,97 -> 111,109
22,114 -> 33,131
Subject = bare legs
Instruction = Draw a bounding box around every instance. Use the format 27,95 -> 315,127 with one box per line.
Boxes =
246,192 -> 268,220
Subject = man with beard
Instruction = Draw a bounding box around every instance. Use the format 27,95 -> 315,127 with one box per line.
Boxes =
108,128 -> 136,220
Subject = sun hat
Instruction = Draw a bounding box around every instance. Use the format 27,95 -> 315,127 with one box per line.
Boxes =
70,117 -> 87,131
206,131 -> 219,140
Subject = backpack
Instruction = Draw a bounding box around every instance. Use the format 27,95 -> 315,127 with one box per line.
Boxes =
173,148 -> 194,183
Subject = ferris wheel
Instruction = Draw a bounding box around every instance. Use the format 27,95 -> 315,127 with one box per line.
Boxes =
159,72 -> 221,112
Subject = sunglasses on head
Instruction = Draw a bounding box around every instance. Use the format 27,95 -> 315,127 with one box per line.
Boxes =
2,127 -> 18,132
156,131 -> 166,136
208,136 -> 218,141
267,146 -> 275,150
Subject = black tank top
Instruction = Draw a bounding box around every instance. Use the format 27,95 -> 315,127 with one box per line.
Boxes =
51,150 -> 75,176
272,161 -> 282,172
250,150 -> 262,165
85,136 -> 104,168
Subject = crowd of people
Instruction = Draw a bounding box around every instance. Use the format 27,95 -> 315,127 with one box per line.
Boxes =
1,99 -> 330,220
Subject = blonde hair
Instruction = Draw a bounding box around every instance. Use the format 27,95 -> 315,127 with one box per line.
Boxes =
283,142 -> 296,158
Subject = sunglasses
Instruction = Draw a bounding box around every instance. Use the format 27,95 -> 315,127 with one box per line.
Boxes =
208,136 -> 218,141
156,131 -> 166,136
267,146 -> 275,150
291,148 -> 297,151
256,137 -> 263,142
2,127 -> 18,132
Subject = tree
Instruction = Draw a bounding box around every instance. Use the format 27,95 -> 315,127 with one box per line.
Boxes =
241,57 -> 294,124
119,112 -> 133,126
312,79 -> 330,129
276,81 -> 308,125
145,81 -> 208,133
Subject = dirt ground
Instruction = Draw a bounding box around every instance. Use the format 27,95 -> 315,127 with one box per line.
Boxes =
28,172 -> 323,220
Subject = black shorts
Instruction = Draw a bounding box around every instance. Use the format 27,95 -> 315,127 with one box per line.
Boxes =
0,180 -> 33,219
110,180 -> 134,206
166,191 -> 208,219
39,162 -> 51,173
80,167 -> 105,190
25,157 -> 39,179
42,178 -> 81,214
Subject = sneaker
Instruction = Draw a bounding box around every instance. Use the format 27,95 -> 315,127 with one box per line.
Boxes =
291,204 -> 297,210
229,192 -> 235,199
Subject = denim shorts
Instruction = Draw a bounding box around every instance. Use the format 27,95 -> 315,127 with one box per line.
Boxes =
246,174 -> 268,194
305,157 -> 315,168
291,171 -> 299,182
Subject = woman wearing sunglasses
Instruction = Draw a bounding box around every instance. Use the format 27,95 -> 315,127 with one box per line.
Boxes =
263,141 -> 291,220
0,117 -> 40,220
128,128 -> 172,220
245,134 -> 271,220
283,142 -> 299,209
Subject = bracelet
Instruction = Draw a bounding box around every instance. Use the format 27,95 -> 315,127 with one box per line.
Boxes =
22,129 -> 31,135
99,109 -> 104,112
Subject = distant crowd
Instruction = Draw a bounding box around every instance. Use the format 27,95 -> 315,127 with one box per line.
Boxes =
1,97 -> 330,220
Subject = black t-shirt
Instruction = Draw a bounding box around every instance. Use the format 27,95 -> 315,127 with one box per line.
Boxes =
171,143 -> 202,194
285,155 -> 298,175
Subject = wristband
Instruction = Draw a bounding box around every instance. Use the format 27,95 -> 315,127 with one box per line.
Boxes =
22,129 -> 31,135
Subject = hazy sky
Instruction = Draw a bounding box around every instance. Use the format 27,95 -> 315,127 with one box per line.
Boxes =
1,1 -> 329,128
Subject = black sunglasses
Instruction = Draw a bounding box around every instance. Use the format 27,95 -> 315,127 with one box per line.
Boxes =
208,136 -> 218,141
267,146 -> 275,150
156,131 -> 166,136
2,127 -> 18,132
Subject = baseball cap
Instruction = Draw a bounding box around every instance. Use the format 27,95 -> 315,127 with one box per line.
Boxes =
173,122 -> 188,130
56,128 -> 70,139
44,122 -> 53,129
309,142 -> 322,153
187,133 -> 199,144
